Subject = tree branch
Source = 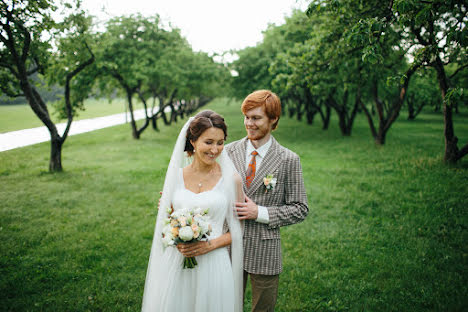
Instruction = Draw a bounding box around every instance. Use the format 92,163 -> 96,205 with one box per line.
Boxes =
26,66 -> 39,76
384,0 -> 394,23
372,81 -> 385,122
16,21 -> 31,64
0,61 -> 20,78
457,142 -> 468,161
135,89 -> 150,135
384,62 -> 421,131
3,19 -> 21,67
31,85 -> 50,118
410,25 -> 429,46
0,84 -> 24,97
360,101 -> 377,138
61,43 -> 95,142
449,63 -> 468,79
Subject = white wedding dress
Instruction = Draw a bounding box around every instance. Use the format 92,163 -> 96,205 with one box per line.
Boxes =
141,117 -> 243,312
155,171 -> 235,311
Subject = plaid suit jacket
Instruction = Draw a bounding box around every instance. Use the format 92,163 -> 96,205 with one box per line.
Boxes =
225,136 -> 308,275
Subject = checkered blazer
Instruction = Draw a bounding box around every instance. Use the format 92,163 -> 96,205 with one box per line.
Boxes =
225,136 -> 308,275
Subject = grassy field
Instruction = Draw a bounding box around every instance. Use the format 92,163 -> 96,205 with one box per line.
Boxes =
0,98 -> 467,311
0,98 -> 144,133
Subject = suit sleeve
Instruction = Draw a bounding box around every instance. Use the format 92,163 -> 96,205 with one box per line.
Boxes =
267,153 -> 308,228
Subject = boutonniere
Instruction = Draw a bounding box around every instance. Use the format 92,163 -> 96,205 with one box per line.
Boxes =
263,174 -> 277,193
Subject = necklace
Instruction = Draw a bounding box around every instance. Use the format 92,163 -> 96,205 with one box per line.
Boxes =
196,170 -> 214,191
190,163 -> 218,191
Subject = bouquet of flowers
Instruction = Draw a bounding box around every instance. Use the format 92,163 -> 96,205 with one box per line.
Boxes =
161,206 -> 212,269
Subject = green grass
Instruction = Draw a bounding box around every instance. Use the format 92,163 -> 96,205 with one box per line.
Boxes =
0,98 -> 146,133
0,98 -> 467,311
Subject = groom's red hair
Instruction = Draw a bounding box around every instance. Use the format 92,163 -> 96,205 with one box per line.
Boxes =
241,90 -> 281,130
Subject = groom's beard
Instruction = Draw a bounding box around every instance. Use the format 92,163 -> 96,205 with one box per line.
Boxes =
246,127 -> 270,141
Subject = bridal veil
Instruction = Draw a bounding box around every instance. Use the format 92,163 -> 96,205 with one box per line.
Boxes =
141,117 -> 243,312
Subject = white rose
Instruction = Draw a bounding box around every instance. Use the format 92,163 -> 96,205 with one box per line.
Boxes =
194,215 -> 202,224
270,178 -> 277,188
179,226 -> 194,241
198,220 -> 210,234
162,234 -> 174,247
162,224 -> 172,234
171,209 -> 184,218
194,207 -> 203,215
178,216 -> 187,227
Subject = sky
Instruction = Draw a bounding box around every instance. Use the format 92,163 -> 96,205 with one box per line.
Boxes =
81,0 -> 310,55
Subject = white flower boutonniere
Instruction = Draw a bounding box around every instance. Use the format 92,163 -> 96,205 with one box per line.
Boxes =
263,174 -> 277,193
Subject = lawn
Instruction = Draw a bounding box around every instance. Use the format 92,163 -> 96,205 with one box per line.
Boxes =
0,98 -> 144,133
0,98 -> 467,311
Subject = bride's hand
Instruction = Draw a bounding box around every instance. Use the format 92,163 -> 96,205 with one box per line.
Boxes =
177,241 -> 212,257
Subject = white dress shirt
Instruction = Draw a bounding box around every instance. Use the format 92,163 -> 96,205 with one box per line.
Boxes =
245,137 -> 272,224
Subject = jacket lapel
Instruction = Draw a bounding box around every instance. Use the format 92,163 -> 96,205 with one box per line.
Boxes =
246,137 -> 283,197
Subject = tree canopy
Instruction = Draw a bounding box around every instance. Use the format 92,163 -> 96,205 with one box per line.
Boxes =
231,0 -> 467,162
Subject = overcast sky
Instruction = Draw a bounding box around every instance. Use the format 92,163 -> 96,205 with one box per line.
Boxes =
81,0 -> 310,55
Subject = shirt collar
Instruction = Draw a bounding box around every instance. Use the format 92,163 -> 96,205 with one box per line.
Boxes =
246,136 -> 272,159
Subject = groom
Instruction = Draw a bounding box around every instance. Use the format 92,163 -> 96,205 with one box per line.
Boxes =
225,90 -> 309,311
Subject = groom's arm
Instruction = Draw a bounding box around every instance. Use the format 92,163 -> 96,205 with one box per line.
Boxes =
236,153 -> 309,226
266,153 -> 308,228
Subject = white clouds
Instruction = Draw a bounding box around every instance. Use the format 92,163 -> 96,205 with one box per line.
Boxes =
81,0 -> 309,54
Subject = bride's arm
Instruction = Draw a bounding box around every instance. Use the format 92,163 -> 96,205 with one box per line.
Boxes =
234,172 -> 245,203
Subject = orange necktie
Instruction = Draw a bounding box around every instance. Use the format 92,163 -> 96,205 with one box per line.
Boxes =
246,151 -> 258,187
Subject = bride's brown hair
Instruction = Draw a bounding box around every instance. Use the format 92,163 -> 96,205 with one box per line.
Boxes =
185,110 -> 228,156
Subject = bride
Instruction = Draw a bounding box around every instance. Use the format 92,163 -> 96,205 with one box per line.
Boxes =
141,110 -> 244,312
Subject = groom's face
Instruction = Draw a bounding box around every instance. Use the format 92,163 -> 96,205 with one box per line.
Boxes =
244,106 -> 276,141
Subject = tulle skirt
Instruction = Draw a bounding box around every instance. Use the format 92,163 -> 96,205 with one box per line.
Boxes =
145,246 -> 235,312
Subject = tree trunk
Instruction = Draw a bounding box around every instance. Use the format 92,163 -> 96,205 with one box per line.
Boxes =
22,81 -> 64,171
302,87 -> 318,126
160,107 -> 170,125
433,56 -> 468,163
336,110 -> 350,136
322,105 -> 331,130
441,86 -> 459,163
49,136 -> 63,172
151,115 -> 159,131
135,90 -> 151,137
360,102 -> 378,142
126,89 -> 139,139
329,90 -> 358,137
305,108 -> 316,125
407,96 -> 416,120
367,63 -> 417,145
296,101 -> 303,121
375,125 -> 387,145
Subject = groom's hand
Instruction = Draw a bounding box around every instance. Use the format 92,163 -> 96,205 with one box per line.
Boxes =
236,195 -> 258,220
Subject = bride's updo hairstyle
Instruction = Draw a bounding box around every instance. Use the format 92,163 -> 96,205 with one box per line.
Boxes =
185,110 -> 228,156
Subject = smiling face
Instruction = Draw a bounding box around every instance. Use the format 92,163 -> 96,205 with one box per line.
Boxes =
191,127 -> 225,166
244,106 -> 278,141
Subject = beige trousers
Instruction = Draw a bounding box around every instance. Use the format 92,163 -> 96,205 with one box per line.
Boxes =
244,270 -> 280,312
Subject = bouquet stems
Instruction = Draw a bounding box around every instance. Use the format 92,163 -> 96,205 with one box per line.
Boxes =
183,256 -> 198,269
